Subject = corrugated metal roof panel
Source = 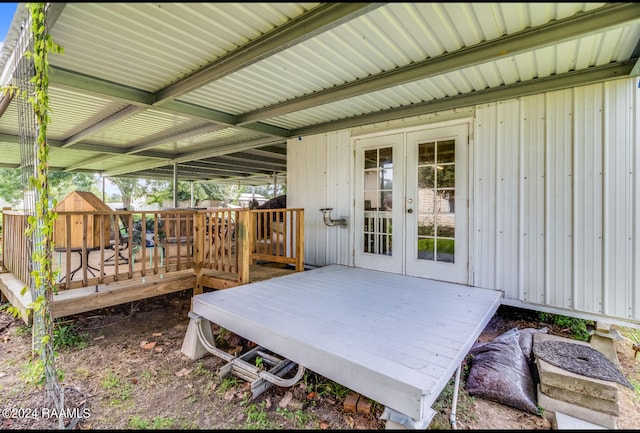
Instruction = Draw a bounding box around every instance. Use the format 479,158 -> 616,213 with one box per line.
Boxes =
178,2 -> 613,119
50,3 -> 320,91
88,109 -> 208,147
47,87 -> 130,140
153,127 -> 267,153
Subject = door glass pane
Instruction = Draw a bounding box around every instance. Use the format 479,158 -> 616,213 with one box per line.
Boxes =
364,149 -> 377,169
418,142 -> 435,164
436,238 -> 455,263
363,147 -> 393,256
437,139 -> 455,163
416,139 -> 455,263
417,237 -> 435,260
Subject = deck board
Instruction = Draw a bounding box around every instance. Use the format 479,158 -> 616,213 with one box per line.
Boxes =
191,264 -> 502,422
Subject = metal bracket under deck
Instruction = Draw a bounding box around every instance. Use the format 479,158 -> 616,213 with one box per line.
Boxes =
189,312 -> 305,400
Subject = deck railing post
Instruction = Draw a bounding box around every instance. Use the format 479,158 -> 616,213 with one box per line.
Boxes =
237,210 -> 251,284
296,210 -> 304,272
193,212 -> 205,295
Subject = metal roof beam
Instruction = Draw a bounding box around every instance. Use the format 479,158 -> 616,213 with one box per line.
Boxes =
173,137 -> 285,164
0,132 -> 174,159
49,68 -> 292,139
237,2 -> 640,126
153,3 -> 385,103
291,60 -> 636,137
59,105 -> 145,148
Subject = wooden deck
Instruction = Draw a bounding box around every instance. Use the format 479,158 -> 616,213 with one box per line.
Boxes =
0,263 -> 296,322
189,264 -> 503,427
0,207 -> 303,323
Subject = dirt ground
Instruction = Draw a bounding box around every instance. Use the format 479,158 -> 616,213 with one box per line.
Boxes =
1,291 -> 639,430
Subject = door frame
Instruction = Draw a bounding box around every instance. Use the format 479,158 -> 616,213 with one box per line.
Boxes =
351,118 -> 474,285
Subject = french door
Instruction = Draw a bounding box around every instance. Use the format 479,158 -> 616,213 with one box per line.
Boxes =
354,123 -> 469,284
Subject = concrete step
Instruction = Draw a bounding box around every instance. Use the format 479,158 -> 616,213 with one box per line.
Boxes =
553,411 -> 607,430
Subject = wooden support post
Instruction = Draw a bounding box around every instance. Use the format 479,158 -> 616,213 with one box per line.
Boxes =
193,212 -> 205,295
296,210 -> 304,272
237,210 -> 251,285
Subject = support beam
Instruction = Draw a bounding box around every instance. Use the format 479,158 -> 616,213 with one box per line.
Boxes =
291,60 -> 636,137
153,3 -> 384,103
236,2 -> 640,126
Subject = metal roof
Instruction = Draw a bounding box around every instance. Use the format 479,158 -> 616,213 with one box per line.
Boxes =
0,2 -> 638,185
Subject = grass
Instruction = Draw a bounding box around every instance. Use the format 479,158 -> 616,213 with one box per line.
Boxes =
128,415 -> 177,429
275,406 -> 318,429
430,372 -> 477,430
101,370 -> 134,406
217,376 -> 239,394
53,321 -> 90,350
243,401 -> 278,430
193,360 -> 215,379
538,312 -> 593,341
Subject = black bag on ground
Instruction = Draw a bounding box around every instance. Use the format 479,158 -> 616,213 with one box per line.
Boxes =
465,328 -> 539,414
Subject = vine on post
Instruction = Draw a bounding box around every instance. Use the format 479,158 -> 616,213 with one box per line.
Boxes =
0,2 -> 65,399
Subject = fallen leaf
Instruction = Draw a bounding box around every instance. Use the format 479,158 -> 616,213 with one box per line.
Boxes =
175,368 -> 191,377
131,378 -> 138,384
241,381 -> 251,391
152,332 -> 163,337
141,341 -> 157,350
265,397 -> 271,409
210,383 -> 218,391
224,389 -> 236,400
279,391 -> 293,408
307,391 -> 317,400
319,421 -> 330,430
154,346 -> 163,352
93,335 -> 105,341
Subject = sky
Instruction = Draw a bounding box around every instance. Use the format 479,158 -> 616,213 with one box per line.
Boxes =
0,3 -> 19,50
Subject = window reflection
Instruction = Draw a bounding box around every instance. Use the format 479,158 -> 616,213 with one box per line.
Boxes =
416,139 -> 455,263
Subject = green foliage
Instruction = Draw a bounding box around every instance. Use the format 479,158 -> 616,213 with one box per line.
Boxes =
275,406 -> 318,428
102,371 -> 121,390
107,177 -> 146,209
243,401 -> 278,430
254,356 -> 264,370
102,370 -> 134,405
217,376 -> 239,393
53,321 -> 90,350
430,374 -> 477,429
20,357 -> 64,387
128,415 -> 177,429
0,168 -> 25,205
538,312 -> 593,341
192,361 -> 215,379
310,377 -> 350,400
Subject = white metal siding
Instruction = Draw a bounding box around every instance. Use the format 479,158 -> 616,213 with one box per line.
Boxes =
573,84 -> 604,314
473,78 -> 639,323
287,131 -> 351,267
289,78 -> 639,324
287,134 -> 327,266
325,131 -> 352,266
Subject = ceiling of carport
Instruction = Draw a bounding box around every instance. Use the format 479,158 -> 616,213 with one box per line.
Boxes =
0,2 -> 638,186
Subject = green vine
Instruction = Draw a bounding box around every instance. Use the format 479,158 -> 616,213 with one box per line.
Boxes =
0,3 -> 64,387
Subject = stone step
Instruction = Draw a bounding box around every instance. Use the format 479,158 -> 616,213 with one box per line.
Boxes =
553,411 -> 607,430
534,333 -> 619,402
540,382 -> 619,416
538,385 -> 617,429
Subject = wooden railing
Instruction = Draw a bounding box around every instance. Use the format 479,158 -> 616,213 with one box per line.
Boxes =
1,207 -> 304,292
1,210 -> 31,285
